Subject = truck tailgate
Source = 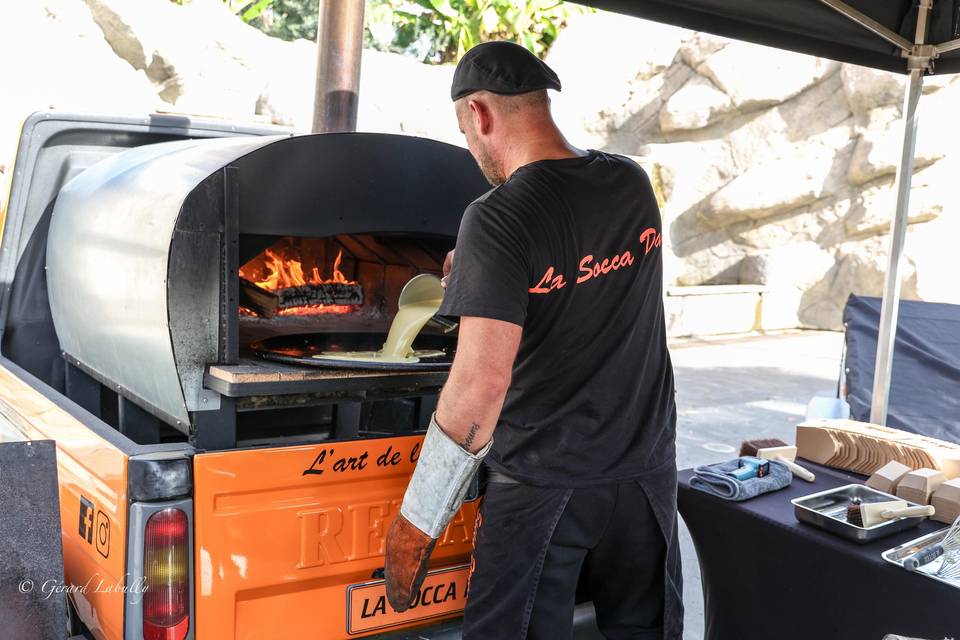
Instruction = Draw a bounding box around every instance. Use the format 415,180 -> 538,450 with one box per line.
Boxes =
193,435 -> 477,639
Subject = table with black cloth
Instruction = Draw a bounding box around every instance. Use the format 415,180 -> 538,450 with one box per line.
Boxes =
678,462 -> 959,640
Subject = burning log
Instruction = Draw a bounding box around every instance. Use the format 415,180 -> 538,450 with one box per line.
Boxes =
277,282 -> 363,309
239,245 -> 363,316
240,278 -> 279,318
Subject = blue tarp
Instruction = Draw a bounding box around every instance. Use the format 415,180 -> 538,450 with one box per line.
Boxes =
844,295 -> 960,442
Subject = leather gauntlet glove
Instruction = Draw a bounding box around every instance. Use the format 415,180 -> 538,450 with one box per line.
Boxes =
385,413 -> 491,612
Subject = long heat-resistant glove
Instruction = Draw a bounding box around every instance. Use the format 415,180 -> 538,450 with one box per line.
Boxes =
385,413 -> 492,612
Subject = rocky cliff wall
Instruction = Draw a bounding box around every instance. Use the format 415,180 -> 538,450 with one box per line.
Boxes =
547,12 -> 960,329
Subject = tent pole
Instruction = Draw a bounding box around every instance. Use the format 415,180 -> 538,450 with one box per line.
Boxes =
869,75 -> 928,425
870,0 -> 933,425
936,37 -> 960,54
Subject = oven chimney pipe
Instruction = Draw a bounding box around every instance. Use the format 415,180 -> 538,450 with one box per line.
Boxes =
312,0 -> 365,133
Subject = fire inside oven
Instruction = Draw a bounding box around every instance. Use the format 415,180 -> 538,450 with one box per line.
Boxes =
237,234 -> 451,339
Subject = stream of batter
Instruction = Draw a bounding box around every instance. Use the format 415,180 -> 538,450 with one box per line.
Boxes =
312,298 -> 444,364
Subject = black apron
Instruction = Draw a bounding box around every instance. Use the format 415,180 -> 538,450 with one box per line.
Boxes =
463,459 -> 683,640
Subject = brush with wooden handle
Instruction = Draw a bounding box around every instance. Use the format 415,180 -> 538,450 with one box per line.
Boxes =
846,500 -> 935,528
740,438 -> 816,482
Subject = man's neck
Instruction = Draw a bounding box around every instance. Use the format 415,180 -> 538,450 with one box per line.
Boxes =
500,128 -> 587,180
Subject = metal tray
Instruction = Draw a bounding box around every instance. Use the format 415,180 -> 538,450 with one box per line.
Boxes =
793,484 -> 928,544
883,528 -> 960,590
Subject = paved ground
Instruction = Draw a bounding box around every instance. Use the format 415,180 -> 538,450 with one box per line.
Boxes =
670,330 -> 844,639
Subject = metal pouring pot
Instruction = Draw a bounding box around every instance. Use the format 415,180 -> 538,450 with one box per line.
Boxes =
400,274 -> 458,333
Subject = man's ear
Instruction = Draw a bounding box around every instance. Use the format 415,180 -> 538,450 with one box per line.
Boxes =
468,99 -> 491,136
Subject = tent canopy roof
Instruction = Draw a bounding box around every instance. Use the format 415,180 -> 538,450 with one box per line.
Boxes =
572,0 -> 960,74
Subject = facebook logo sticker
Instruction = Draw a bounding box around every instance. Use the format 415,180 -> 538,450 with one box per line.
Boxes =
79,496 -> 94,544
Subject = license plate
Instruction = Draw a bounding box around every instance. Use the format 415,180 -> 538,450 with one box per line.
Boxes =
346,564 -> 469,635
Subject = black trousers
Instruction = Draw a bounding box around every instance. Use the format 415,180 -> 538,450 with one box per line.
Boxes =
463,478 -> 668,640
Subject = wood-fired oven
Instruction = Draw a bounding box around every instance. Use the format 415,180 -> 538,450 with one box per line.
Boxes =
45,132 -> 488,450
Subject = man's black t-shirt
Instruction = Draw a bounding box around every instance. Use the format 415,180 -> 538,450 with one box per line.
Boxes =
438,150 -> 676,487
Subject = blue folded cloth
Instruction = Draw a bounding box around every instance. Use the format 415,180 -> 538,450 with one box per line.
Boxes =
690,458 -> 792,501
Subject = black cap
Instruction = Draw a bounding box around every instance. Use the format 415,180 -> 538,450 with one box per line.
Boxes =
450,41 -> 561,101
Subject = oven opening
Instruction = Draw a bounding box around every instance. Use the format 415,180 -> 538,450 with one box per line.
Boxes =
227,233 -> 455,447
238,233 -> 451,341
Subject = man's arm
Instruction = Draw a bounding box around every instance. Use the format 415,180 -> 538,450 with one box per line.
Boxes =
385,206 -> 525,612
436,316 -> 522,453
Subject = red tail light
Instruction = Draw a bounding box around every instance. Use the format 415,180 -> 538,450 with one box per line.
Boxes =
143,508 -> 190,640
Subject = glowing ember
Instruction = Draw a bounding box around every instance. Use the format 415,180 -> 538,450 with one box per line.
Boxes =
239,304 -> 355,316
239,245 -> 360,317
276,304 -> 355,316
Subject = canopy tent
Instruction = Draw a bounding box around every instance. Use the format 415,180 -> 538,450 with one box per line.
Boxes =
573,0 -> 960,73
571,0 -> 960,427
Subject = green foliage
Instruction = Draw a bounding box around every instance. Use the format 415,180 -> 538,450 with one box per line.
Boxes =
366,1 -> 589,63
169,0 -> 586,62
249,0 -> 319,41
240,0 -> 274,22
168,0 -> 317,40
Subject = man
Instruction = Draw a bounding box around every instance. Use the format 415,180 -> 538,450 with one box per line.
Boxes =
385,41 -> 682,640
